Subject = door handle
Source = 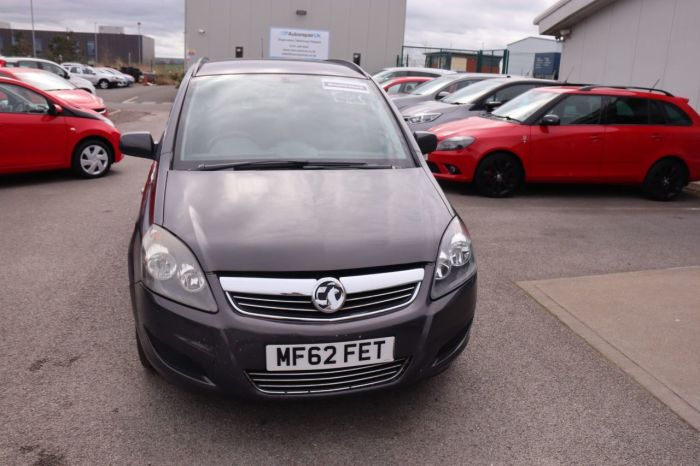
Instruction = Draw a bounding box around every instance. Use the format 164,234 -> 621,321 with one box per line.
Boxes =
589,135 -> 602,142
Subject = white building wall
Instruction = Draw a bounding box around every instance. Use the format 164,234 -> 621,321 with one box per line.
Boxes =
558,0 -> 700,109
184,0 -> 406,74
506,37 -> 562,76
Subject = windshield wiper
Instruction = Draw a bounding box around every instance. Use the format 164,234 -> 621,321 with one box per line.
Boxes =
489,113 -> 521,123
194,160 -> 397,171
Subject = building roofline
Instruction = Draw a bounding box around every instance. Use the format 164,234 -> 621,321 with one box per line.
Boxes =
534,0 -> 617,35
506,36 -> 559,47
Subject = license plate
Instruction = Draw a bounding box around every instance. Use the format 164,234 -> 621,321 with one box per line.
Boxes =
265,337 -> 395,371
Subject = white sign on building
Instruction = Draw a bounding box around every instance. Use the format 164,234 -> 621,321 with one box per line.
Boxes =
269,27 -> 330,60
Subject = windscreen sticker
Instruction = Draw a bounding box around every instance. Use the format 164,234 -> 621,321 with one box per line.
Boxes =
322,79 -> 369,94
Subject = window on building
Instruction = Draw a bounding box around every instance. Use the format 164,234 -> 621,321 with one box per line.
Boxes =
86,40 -> 95,59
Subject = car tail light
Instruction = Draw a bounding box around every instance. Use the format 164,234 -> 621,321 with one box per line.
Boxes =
0,59 -> 6,67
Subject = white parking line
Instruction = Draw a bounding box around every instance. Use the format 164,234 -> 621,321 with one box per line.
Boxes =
141,101 -> 156,104
110,109 -> 121,116
122,96 -> 138,103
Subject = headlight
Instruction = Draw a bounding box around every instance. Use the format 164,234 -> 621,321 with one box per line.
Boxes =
436,136 -> 475,152
431,217 -> 476,299
408,113 -> 441,124
141,225 -> 217,312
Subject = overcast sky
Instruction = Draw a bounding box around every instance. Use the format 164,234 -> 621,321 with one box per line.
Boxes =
1,0 -> 558,58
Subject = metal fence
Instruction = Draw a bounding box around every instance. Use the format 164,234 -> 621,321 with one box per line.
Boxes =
399,46 -> 509,74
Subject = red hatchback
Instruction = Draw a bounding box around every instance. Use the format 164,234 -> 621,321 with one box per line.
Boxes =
0,77 -> 122,177
0,67 -> 108,115
428,86 -> 700,200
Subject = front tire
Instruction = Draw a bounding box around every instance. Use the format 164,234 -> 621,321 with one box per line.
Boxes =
474,153 -> 523,197
98,79 -> 110,89
642,159 -> 688,201
71,139 -> 112,178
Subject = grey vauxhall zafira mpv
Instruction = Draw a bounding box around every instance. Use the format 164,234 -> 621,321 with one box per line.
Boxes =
122,58 -> 477,399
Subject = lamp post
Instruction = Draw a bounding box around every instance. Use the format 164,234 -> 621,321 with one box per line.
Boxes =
94,22 -> 98,64
29,0 -> 36,57
137,21 -> 142,65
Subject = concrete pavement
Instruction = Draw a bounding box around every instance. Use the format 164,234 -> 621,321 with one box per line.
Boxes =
520,266 -> 700,430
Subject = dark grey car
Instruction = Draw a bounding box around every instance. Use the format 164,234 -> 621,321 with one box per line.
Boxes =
121,59 -> 477,399
403,78 -> 558,131
390,72 -> 505,110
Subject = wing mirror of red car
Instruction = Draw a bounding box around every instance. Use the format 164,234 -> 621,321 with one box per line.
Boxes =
414,131 -> 438,155
120,132 -> 156,160
50,104 -> 63,115
541,114 -> 561,126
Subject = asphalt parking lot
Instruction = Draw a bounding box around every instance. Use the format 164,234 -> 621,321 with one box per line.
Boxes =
1,84 -> 700,465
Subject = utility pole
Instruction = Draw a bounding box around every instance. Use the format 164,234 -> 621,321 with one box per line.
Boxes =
94,22 -> 98,64
29,0 -> 36,57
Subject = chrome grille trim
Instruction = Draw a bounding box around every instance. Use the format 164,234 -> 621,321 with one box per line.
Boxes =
220,268 -> 424,322
247,360 -> 408,394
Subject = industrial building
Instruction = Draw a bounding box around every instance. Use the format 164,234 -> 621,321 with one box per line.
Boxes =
506,36 -> 562,78
184,0 -> 406,73
0,25 -> 155,66
535,0 -> 700,108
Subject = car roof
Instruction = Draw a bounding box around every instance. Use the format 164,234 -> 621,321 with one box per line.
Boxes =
379,67 -> 456,74
0,66 -> 51,76
532,85 -> 679,100
195,59 -> 367,79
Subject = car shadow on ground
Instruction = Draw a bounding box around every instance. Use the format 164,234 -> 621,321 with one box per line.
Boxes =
0,168 -> 124,189
437,180 -> 700,204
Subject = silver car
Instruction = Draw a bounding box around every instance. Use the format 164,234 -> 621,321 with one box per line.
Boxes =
61,63 -> 125,89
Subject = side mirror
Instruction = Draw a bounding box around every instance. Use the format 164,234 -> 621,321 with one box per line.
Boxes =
541,114 -> 561,126
50,104 -> 63,115
484,100 -> 503,112
120,132 -> 156,159
414,131 -> 438,155
436,91 -> 450,100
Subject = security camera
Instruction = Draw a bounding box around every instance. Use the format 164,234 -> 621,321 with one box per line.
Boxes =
559,28 -> 571,37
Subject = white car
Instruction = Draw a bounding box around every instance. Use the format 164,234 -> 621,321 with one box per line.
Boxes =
61,63 -> 125,89
0,56 -> 96,94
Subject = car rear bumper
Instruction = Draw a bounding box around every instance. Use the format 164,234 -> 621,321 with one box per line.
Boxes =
130,270 -> 477,399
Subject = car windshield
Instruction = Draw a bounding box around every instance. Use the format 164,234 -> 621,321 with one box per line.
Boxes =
176,74 -> 413,168
16,71 -> 75,91
492,89 -> 560,122
410,75 -> 458,96
442,79 -> 508,104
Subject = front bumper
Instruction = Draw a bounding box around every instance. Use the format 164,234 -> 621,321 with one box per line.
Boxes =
130,268 -> 477,399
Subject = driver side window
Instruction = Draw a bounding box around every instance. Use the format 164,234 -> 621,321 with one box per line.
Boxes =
546,95 -> 603,125
0,83 -> 51,115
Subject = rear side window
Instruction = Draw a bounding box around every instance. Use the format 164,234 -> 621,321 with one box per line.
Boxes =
606,97 -> 656,125
18,60 -> 40,69
661,102 -> 692,126
491,84 -> 538,104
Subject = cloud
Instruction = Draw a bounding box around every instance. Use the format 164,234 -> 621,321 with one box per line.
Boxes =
0,0 -> 558,58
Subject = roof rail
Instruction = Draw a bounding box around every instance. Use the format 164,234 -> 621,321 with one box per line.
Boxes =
579,85 -> 673,97
324,59 -> 370,78
193,57 -> 210,76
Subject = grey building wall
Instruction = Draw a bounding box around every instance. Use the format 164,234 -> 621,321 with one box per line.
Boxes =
506,37 -> 561,77
546,0 -> 700,109
185,0 -> 407,73
0,28 -> 155,66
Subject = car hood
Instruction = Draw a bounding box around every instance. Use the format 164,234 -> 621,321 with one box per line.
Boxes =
162,168 -> 452,273
50,89 -> 102,109
430,116 -> 515,139
402,101 -> 468,117
389,94 -> 431,110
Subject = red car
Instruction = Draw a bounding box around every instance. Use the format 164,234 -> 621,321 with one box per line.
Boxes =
0,76 -> 122,177
382,76 -> 433,95
428,85 -> 700,200
0,66 -> 108,116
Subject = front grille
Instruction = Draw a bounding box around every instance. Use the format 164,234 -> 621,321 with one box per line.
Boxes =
221,268 -> 424,322
247,359 -> 408,394
229,283 -> 419,321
